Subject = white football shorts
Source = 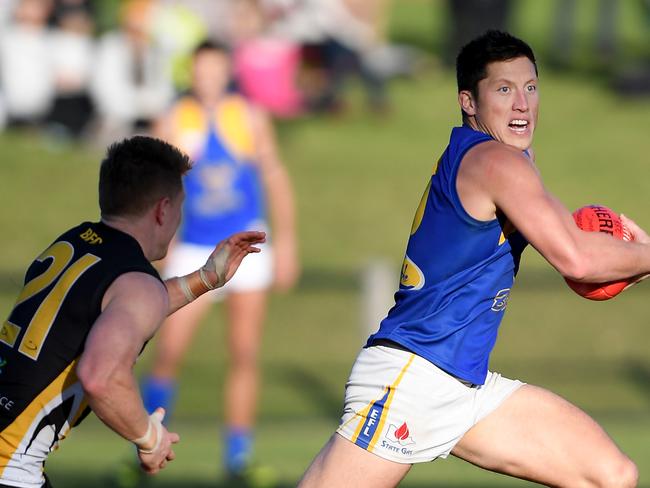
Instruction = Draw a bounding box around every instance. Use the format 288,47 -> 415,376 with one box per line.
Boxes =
337,342 -> 524,464
163,237 -> 273,299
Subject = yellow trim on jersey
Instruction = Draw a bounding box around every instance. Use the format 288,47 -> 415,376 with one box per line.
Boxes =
498,219 -> 516,246
176,98 -> 206,134
172,95 -> 256,161
0,359 -> 81,476
216,96 -> 255,159
410,179 -> 431,236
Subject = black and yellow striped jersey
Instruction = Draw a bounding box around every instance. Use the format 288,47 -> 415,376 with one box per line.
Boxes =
0,221 -> 161,488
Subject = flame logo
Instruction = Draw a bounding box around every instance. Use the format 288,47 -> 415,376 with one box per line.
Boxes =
394,422 -> 409,441
385,422 -> 415,446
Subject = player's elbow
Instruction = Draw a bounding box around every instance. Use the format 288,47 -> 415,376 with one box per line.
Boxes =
77,361 -> 111,400
554,253 -> 591,282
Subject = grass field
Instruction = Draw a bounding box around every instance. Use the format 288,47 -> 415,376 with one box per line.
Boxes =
1,1 -> 650,486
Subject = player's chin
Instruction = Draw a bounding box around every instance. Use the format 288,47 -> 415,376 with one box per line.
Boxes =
504,132 -> 533,151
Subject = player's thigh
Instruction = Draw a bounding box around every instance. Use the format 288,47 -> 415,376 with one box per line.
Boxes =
299,433 -> 411,488
225,290 -> 267,358
452,384 -> 637,487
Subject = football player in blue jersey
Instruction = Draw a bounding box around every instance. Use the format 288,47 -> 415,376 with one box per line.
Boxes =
135,40 -> 299,484
299,30 -> 650,488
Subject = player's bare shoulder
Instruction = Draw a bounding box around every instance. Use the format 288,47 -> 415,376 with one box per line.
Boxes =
101,272 -> 168,321
458,140 -> 537,220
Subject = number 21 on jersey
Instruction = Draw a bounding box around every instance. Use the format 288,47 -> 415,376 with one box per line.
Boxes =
1,241 -> 100,360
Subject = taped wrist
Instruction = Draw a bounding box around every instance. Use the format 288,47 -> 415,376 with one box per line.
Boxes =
131,415 -> 163,454
198,267 -> 216,290
202,244 -> 230,289
177,275 -> 197,303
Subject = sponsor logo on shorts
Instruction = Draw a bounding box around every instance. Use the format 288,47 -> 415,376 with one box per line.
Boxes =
380,421 -> 415,456
491,288 -> 510,312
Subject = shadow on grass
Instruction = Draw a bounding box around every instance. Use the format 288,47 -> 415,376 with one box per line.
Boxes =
624,359 -> 650,403
274,363 -> 342,419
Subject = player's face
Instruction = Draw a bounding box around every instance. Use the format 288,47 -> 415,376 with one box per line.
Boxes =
192,50 -> 230,106
461,57 -> 538,151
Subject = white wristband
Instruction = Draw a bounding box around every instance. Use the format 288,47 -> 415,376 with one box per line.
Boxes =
178,275 -> 196,303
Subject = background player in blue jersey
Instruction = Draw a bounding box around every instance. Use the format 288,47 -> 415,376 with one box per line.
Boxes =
138,40 -> 299,482
0,136 -> 265,488
299,30 -> 650,488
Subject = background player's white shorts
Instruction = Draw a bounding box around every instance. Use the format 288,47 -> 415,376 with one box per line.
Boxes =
337,342 -> 524,464
163,239 -> 273,300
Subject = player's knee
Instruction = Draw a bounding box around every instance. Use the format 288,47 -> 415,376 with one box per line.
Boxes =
592,456 -> 638,488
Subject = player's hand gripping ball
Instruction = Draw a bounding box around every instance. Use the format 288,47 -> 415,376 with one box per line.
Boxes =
565,205 -> 633,300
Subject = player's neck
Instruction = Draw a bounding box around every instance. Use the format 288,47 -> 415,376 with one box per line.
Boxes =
101,216 -> 157,260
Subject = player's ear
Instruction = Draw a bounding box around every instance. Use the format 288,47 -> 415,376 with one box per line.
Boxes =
153,197 -> 171,226
458,90 -> 477,117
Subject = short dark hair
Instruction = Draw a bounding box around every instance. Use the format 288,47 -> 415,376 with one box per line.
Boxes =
456,30 -> 537,100
99,136 -> 191,218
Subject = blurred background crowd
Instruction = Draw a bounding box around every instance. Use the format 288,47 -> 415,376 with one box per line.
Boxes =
1,0 -> 649,145
0,0 -> 424,144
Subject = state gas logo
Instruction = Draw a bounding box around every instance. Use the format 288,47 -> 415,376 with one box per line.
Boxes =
381,422 -> 415,456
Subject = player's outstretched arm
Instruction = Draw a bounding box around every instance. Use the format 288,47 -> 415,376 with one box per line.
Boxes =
460,142 -> 650,283
77,272 -> 180,474
164,230 -> 266,315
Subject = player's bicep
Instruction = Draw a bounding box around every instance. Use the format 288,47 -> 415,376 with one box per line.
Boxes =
78,273 -> 167,382
487,153 -> 581,274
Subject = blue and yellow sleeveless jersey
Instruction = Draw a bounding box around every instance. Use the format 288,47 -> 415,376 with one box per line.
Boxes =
168,94 -> 265,246
367,126 -> 528,385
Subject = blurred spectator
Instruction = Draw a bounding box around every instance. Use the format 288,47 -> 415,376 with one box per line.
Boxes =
444,0 -> 512,67
0,0 -> 19,25
0,93 -> 7,131
90,0 -> 173,144
157,0 -> 230,42
611,0 -> 650,96
46,4 -> 95,138
550,0 -> 618,70
265,0 -> 390,114
227,0 -> 304,118
0,0 -> 55,127
150,1 -> 208,90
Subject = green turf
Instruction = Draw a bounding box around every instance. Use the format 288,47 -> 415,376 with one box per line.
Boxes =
2,2 -> 650,487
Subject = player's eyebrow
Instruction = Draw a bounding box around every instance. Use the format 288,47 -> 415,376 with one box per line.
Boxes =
490,77 -> 537,85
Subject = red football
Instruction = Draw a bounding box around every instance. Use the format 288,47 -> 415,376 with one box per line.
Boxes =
565,205 -> 633,300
